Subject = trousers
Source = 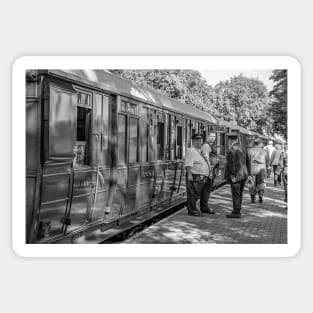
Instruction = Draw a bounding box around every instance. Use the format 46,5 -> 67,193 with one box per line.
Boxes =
186,174 -> 212,214
273,165 -> 282,186
230,179 -> 246,213
249,168 -> 266,197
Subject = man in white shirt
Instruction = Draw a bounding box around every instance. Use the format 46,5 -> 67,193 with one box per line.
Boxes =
264,140 -> 275,178
185,133 -> 214,216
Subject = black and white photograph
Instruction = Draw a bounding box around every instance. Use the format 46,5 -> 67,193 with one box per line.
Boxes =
19,58 -> 297,252
3,1 -> 312,312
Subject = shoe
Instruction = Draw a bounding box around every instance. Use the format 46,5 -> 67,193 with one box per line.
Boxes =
201,209 -> 215,214
188,211 -> 203,217
226,212 -> 241,218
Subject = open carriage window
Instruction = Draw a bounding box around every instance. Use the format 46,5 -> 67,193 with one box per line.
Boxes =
157,122 -> 165,160
74,91 -> 92,167
176,125 -> 183,159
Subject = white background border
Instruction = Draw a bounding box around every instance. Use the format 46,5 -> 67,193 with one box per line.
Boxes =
12,56 -> 301,257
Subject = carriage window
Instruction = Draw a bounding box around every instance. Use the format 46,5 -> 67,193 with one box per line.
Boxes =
148,112 -> 156,161
157,122 -> 165,160
77,92 -> 91,107
141,108 -> 149,163
185,120 -> 190,148
142,123 -> 148,163
220,133 -> 226,155
74,106 -> 91,166
191,128 -> 196,141
117,114 -> 127,164
203,130 -> 207,142
77,107 -> 89,141
165,114 -> 170,160
48,85 -> 76,160
170,116 -> 175,160
102,95 -> 110,162
176,125 -> 182,159
129,117 -> 139,163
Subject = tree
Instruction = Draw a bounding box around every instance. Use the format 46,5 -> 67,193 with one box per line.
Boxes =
269,70 -> 287,138
213,74 -> 271,132
109,69 -> 216,114
110,70 -> 273,136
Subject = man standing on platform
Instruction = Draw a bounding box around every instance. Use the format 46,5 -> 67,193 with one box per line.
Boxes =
270,143 -> 283,186
201,132 -> 220,176
185,133 -> 214,216
201,131 -> 219,210
224,141 -> 250,218
281,144 -> 288,208
264,140 -> 275,178
248,139 -> 269,203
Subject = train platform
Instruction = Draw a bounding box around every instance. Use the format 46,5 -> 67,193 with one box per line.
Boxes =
125,178 -> 288,244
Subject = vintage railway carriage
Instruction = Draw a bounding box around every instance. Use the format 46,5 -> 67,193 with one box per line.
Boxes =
26,69 -> 219,243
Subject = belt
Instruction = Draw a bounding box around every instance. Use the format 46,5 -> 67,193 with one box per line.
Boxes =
192,173 -> 208,180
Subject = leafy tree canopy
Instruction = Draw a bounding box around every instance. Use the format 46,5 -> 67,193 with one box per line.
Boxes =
109,70 -> 283,137
109,69 -> 215,114
269,70 -> 287,138
213,74 -> 271,133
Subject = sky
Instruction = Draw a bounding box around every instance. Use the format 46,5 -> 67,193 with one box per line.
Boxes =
199,69 -> 274,91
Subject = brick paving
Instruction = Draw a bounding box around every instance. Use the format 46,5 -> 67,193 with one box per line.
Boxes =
125,178 -> 287,244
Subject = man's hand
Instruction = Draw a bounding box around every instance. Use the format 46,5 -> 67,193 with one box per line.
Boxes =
187,174 -> 193,181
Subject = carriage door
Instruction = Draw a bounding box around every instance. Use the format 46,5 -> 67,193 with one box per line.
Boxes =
36,81 -> 77,241
112,99 -> 140,218
175,116 -> 185,194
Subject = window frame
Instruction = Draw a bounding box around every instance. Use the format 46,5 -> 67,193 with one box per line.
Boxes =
73,87 -> 93,167
157,120 -> 165,161
118,97 -> 141,165
128,116 -> 140,164
117,112 -> 128,165
175,116 -> 184,160
140,105 -> 150,164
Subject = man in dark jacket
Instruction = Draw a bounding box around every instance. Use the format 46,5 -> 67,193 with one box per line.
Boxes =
224,141 -> 251,218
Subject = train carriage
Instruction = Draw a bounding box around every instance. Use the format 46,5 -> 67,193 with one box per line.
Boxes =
26,69 -> 221,244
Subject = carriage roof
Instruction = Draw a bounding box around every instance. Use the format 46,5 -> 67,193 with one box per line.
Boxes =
45,69 -> 217,125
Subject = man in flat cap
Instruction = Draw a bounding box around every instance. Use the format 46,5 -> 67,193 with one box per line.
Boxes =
184,133 -> 214,216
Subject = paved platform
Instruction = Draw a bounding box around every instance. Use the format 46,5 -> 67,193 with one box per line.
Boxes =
125,178 -> 287,244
